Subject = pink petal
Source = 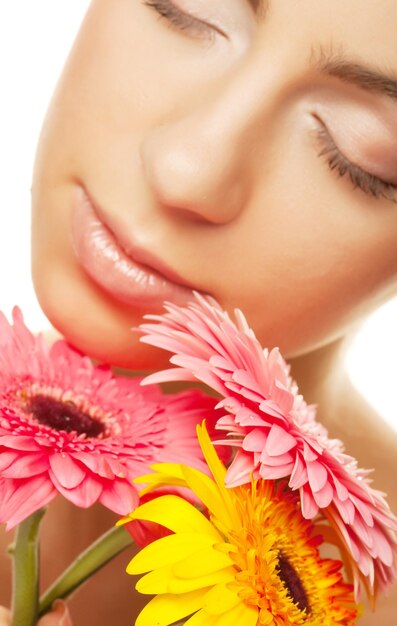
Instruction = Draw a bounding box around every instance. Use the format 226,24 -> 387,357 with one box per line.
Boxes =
0,450 -> 20,472
238,411 -> 272,428
329,470 -> 350,502
49,453 -> 86,489
352,514 -> 373,549
242,428 -> 268,453
289,454 -> 308,490
0,435 -> 41,451
99,479 -> 139,515
260,448 -> 294,467
141,368 -> 196,385
370,525 -> 394,566
331,512 -> 361,562
193,368 -> 226,393
265,424 -> 297,456
72,451 -> 116,479
231,370 -> 264,399
216,402 -> 270,429
357,550 -> 372,577
349,493 -> 374,527
225,449 -> 255,487
258,400 -> 288,420
270,383 -> 294,414
259,463 -> 295,480
0,475 -> 56,530
313,481 -> 334,508
302,441 -> 318,462
300,486 -> 319,519
334,496 -> 356,525
51,474 -> 103,508
1,453 -> 48,478
216,398 -> 243,414
306,460 -> 328,493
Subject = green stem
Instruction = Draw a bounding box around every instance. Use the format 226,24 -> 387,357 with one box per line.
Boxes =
11,508 -> 46,626
38,525 -> 133,617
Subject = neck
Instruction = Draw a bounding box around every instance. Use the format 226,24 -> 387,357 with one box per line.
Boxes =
287,335 -> 351,425
289,336 -> 397,501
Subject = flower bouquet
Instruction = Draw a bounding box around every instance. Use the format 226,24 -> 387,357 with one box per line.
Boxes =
1,294 -> 396,625
0,306 -> 222,625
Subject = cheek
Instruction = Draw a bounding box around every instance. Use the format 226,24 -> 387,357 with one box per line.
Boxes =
213,141 -> 397,358
54,0 -> 234,139
234,222 -> 397,357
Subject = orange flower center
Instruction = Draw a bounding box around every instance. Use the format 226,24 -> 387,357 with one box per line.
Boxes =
220,481 -> 358,625
276,553 -> 310,614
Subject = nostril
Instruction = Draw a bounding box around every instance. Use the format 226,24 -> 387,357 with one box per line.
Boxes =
159,202 -> 218,224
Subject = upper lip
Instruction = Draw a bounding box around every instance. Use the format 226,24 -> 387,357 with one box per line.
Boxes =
83,187 -> 193,289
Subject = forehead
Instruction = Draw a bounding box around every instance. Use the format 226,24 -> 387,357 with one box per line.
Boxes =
260,0 -> 397,70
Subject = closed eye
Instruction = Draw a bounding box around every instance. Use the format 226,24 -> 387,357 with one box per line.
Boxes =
143,0 -> 227,41
315,122 -> 397,204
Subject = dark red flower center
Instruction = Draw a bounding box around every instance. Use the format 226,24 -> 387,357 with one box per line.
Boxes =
276,553 -> 310,613
28,395 -> 105,437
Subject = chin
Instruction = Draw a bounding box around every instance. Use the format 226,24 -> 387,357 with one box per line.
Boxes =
87,332 -> 171,371
49,308 -> 169,371
32,268 -> 169,372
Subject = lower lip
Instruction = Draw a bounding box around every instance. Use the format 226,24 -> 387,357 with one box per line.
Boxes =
71,187 -> 196,309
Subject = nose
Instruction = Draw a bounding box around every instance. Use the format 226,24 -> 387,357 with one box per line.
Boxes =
140,51 -> 286,225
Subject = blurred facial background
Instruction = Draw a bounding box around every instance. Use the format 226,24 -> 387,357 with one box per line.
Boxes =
0,1 -> 396,429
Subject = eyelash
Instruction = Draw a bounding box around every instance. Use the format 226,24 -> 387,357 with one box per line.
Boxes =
315,125 -> 397,204
143,0 -> 219,41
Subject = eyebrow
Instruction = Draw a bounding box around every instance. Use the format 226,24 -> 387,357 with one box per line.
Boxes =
311,44 -> 397,103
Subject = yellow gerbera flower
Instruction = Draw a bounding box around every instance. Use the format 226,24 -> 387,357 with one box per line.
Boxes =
119,423 -> 359,626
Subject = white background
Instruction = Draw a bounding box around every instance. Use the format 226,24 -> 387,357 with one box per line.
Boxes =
0,2 -> 396,428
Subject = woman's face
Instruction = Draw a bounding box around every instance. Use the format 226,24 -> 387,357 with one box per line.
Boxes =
32,0 -> 397,369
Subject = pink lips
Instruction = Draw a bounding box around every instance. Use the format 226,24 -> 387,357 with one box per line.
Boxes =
71,187 -> 196,309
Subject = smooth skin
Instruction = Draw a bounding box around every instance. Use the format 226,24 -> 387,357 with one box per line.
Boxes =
1,0 -> 397,623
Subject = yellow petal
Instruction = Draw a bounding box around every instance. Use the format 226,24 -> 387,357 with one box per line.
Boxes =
238,604 -> 259,626
127,532 -> 217,575
202,583 -> 242,615
138,476 -> 188,497
148,463 -> 187,478
135,565 -> 172,594
172,546 -> 234,579
196,423 -> 227,489
168,567 -> 235,594
184,609 -> 219,626
134,463 -> 188,495
123,494 -> 221,538
135,564 -> 234,596
181,466 -> 235,528
213,602 -> 258,626
196,424 -> 239,527
135,588 -> 208,626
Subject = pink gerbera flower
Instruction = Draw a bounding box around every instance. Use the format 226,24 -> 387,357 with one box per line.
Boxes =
140,293 -> 397,598
0,308 -> 220,530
